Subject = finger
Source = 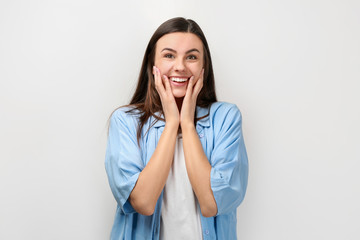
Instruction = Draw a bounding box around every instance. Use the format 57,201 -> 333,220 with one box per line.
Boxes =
185,76 -> 195,96
154,66 -> 165,93
193,68 -> 204,96
162,74 -> 172,93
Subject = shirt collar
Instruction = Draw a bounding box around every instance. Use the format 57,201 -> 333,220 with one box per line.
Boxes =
152,106 -> 210,128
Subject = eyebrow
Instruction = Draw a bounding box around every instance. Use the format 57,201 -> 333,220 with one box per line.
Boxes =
161,48 -> 200,54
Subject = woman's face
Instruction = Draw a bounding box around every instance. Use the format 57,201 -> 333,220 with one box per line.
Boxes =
154,32 -> 204,99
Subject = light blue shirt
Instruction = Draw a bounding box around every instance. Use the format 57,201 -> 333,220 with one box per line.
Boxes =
105,101 -> 248,240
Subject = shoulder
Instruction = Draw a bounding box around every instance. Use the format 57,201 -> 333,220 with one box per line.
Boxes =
208,101 -> 242,121
111,105 -> 141,119
110,105 -> 141,130
207,102 -> 243,140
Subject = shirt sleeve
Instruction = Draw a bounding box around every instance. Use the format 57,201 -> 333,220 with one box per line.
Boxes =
210,103 -> 249,216
105,108 -> 143,214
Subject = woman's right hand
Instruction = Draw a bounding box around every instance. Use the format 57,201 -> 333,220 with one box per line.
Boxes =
153,66 -> 180,127
128,66 -> 180,215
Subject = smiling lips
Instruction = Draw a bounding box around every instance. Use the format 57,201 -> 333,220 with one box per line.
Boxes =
169,76 -> 190,83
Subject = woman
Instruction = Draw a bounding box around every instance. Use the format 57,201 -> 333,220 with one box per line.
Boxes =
105,17 -> 248,240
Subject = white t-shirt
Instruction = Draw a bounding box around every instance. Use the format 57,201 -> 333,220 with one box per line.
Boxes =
160,134 -> 203,240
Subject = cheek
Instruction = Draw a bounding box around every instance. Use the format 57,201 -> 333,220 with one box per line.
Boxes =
190,63 -> 203,78
157,62 -> 173,74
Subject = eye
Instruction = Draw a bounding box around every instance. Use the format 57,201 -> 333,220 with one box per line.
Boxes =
187,55 -> 197,60
164,53 -> 174,59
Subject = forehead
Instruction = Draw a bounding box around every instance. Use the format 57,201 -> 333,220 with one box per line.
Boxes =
156,32 -> 203,52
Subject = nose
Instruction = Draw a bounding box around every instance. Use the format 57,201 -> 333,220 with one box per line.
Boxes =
174,58 -> 186,72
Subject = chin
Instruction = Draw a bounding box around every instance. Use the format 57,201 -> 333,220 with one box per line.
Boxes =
172,90 -> 186,98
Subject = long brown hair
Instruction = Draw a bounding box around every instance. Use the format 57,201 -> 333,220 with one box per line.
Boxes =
120,17 -> 217,142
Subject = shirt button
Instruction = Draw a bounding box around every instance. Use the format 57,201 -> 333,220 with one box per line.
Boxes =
205,230 -> 209,235
199,133 -> 204,138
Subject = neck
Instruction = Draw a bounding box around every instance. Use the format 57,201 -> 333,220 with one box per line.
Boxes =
175,97 -> 184,111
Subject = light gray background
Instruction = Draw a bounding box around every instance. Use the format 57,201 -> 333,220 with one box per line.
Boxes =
1,0 -> 359,239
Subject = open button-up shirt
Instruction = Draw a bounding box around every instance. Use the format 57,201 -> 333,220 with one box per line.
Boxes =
105,101 -> 249,240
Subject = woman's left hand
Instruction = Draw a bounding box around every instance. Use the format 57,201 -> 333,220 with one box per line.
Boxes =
180,69 -> 204,128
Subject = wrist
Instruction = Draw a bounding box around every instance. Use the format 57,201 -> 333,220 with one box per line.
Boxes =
180,121 -> 196,131
165,121 -> 180,131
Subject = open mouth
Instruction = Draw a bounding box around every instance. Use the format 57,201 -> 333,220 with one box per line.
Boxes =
170,77 -> 190,83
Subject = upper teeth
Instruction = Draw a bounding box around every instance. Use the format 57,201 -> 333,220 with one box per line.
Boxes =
171,77 -> 188,82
